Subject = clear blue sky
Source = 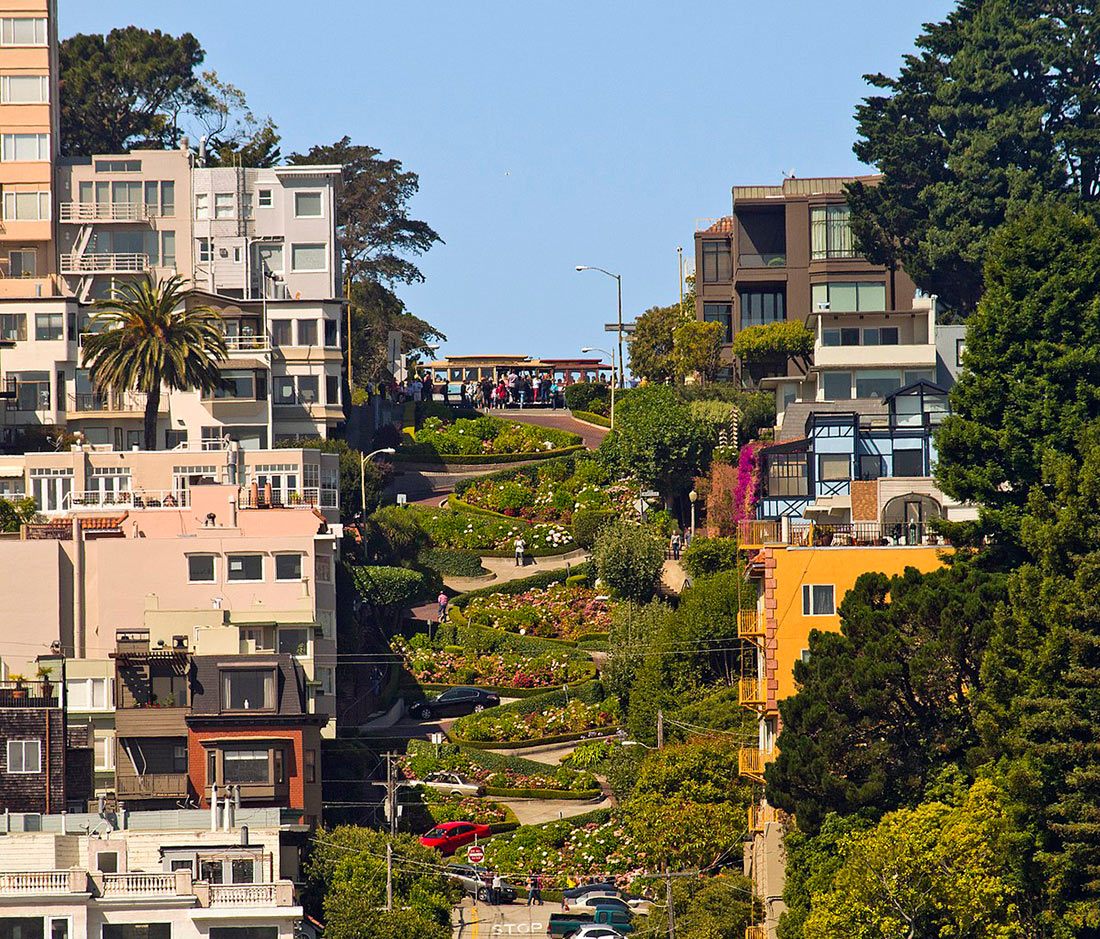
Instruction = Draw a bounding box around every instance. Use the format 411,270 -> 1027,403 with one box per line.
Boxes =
62,1 -> 955,362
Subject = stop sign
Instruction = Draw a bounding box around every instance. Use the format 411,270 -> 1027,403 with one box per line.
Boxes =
468,845 -> 485,864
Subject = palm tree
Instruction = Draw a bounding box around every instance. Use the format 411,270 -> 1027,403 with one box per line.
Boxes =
82,276 -> 229,451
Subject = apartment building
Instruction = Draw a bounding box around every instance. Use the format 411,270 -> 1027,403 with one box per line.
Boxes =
0,809 -> 307,939
0,0 -> 59,299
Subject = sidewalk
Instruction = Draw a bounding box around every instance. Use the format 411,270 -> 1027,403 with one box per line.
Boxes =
442,549 -> 588,592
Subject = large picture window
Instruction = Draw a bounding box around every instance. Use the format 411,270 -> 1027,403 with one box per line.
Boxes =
6,739 -> 41,774
226,554 -> 263,581
1,133 -> 49,161
221,668 -> 275,711
818,453 -> 851,482
701,240 -> 731,283
738,287 -> 786,329
801,584 -> 835,616
812,281 -> 886,313
103,925 -> 171,939
291,243 -> 326,272
810,205 -> 856,259
702,304 -> 732,343
223,749 -> 270,784
766,453 -> 808,497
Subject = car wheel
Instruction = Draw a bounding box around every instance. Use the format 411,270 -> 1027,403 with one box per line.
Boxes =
419,707 -> 432,720
473,704 -> 485,712
451,790 -> 463,797
477,887 -> 490,902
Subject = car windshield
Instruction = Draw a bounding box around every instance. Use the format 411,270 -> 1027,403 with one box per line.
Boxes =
424,828 -> 448,839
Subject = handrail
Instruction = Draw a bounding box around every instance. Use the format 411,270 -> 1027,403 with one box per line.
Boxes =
60,253 -> 149,273
58,202 -> 151,223
101,872 -> 178,897
0,871 -> 73,894
208,883 -> 279,906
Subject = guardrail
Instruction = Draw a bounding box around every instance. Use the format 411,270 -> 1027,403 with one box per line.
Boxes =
737,519 -> 943,548
65,489 -> 190,510
101,872 -> 178,897
69,391 -> 152,413
60,253 -> 149,274
208,883 -> 280,907
59,203 -> 150,223
238,487 -> 337,509
738,678 -> 766,707
0,872 -> 76,894
223,335 -> 271,353
738,608 -> 764,639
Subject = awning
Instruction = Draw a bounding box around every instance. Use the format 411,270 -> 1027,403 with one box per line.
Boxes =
0,466 -> 24,477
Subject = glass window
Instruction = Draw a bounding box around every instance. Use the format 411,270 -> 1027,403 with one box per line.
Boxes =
274,376 -> 295,404
231,859 -> 255,884
3,190 -> 50,221
278,628 -> 309,655
326,374 -> 340,404
1,133 -> 49,161
274,553 -> 302,581
297,375 -> 319,403
822,372 -> 852,400
818,453 -> 850,482
1,75 -> 49,103
1,18 -> 48,45
316,553 -> 333,583
701,240 -> 731,283
258,189 -> 273,208
226,554 -> 263,581
94,159 -> 140,173
810,205 -> 856,259
214,193 -> 235,219
224,749 -> 269,783
893,448 -> 925,477
242,193 -> 254,219
855,369 -> 902,399
738,287 -> 786,329
305,749 -> 317,783
195,193 -> 210,219
812,281 -> 886,313
6,739 -> 41,773
271,320 -> 292,346
200,860 -> 224,884
766,453 -> 808,497
209,929 -> 278,939
956,338 -> 966,367
213,370 -> 257,399
702,304 -> 732,343
297,320 -> 317,345
197,237 -> 211,263
161,180 -> 176,216
291,243 -> 326,271
840,327 -> 860,346
0,313 -> 26,341
859,454 -> 884,480
161,231 -> 176,268
221,669 -> 275,710
324,319 -> 338,347
294,191 -> 323,217
189,555 -> 215,583
801,584 -> 835,616
34,313 -> 61,341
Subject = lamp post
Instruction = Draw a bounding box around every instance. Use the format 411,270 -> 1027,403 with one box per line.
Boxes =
677,246 -> 684,317
689,488 -> 698,540
360,448 -> 396,517
581,347 -> 615,431
575,265 -> 625,387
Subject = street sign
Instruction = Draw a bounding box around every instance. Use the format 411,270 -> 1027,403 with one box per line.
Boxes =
633,498 -> 647,516
640,490 -> 660,500
468,845 -> 485,864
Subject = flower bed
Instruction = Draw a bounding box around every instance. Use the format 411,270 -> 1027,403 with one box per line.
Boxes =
420,788 -> 511,826
462,584 -> 613,641
405,415 -> 581,458
451,697 -> 621,745
410,507 -> 575,554
401,740 -> 601,797
392,635 -> 593,689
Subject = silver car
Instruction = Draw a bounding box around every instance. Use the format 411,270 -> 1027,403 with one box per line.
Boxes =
421,771 -> 484,797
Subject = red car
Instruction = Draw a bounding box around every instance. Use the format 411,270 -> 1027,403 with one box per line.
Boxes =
419,821 -> 491,855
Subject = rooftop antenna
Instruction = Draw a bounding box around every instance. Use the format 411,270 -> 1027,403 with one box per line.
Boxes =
782,168 -> 796,179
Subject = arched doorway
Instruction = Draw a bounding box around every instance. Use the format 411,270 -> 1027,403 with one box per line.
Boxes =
881,493 -> 942,544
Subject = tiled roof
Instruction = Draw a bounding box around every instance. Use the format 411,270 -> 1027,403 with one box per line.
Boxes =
704,217 -> 734,234
78,514 -> 129,530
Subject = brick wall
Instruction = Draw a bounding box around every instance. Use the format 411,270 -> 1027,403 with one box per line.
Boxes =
850,480 -> 879,522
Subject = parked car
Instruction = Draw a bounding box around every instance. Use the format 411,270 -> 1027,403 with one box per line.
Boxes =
419,821 -> 491,855
570,892 -> 652,915
547,909 -> 634,937
407,686 -> 500,720
421,771 -> 484,797
563,882 -> 619,900
569,926 -> 628,939
444,863 -> 517,903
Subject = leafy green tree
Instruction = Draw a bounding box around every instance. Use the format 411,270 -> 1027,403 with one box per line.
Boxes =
936,203 -> 1100,548
348,565 -> 436,634
766,562 -> 1006,834
672,572 -> 749,687
731,321 -> 813,371
0,497 -> 37,533
846,1 -> 1100,315
592,518 -> 666,603
628,303 -> 683,384
666,875 -> 756,939
608,384 -> 711,500
681,537 -> 740,578
673,320 -> 724,384
362,506 -> 430,564
188,70 -> 281,167
82,276 -> 227,451
802,780 -> 1030,939
303,826 -> 456,939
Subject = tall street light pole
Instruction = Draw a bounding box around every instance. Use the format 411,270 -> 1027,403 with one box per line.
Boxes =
360,447 -> 396,517
581,347 -> 615,431
575,265 -> 625,388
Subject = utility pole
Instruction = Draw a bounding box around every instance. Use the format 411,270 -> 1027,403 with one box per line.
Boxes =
345,275 -> 353,391
665,864 -> 676,939
385,750 -> 397,910
677,246 -> 684,317
657,709 -> 664,749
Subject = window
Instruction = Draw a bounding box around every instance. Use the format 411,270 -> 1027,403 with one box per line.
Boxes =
275,553 -> 302,581
214,193 -> 234,219
324,318 -> 338,347
1,75 -> 49,103
231,859 -> 255,884
273,376 -> 295,404
0,313 -> 26,342
94,159 -> 140,173
49,919 -> 69,939
278,628 -> 309,656
159,231 -> 176,268
316,554 -> 333,583
3,191 -> 50,221
188,554 -> 216,583
226,554 -> 263,581
822,371 -> 851,400
702,304 -> 732,343
701,240 -> 731,283
103,925 -> 170,939
6,740 -> 40,774
297,320 -> 318,345
956,338 -> 966,367
212,369 -> 260,400
195,193 -> 210,219
305,749 -> 317,784
271,320 -> 292,346
291,243 -> 326,271
855,369 -> 902,399
221,669 -> 275,711
209,929 -> 278,939
318,667 -> 335,696
34,313 -> 61,341
862,326 -> 898,346
810,205 -> 856,259
893,448 -> 925,477
224,749 -> 270,783
8,250 -> 36,278
297,375 -> 319,403
15,372 -> 50,412
1,18 -> 47,45
326,374 -> 340,405
93,734 -> 114,770
811,281 -> 887,313
242,193 -> 254,219
818,453 -> 850,482
1,133 -> 49,161
66,678 -> 109,710
295,191 -> 323,217
318,610 -> 335,638
859,454 -> 884,480
738,287 -> 786,329
257,189 -> 273,208
197,237 -> 211,263
766,453 -> 808,497
801,584 -> 835,616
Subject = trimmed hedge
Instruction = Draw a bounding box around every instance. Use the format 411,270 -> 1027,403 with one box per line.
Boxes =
572,509 -> 617,549
452,452 -> 589,497
417,548 -> 489,578
394,444 -> 585,466
484,785 -> 602,800
570,410 -> 611,428
454,562 -> 594,608
453,727 -> 620,750
399,661 -> 598,699
446,494 -> 524,521
432,616 -> 589,656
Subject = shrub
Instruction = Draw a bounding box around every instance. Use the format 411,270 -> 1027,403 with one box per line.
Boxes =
593,518 -> 666,603
455,562 -> 594,608
572,509 -> 617,549
565,574 -> 588,588
363,505 -> 430,563
563,381 -> 610,414
416,548 -> 488,578
681,537 -> 740,577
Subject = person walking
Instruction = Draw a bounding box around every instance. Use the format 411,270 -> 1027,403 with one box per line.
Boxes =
491,871 -> 503,905
514,535 -> 526,567
669,529 -> 682,561
527,872 -> 542,906
437,591 -> 449,623
550,379 -> 560,410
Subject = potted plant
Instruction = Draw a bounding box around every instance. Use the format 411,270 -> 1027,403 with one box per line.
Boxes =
10,674 -> 26,701
35,664 -> 53,701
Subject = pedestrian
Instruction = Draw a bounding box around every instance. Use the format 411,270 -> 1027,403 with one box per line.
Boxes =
550,380 -> 560,410
514,536 -> 526,567
527,872 -> 543,906
492,871 -> 503,905
422,373 -> 434,402
437,591 -> 448,623
534,872 -> 543,905
670,530 -> 682,561
495,380 -> 507,408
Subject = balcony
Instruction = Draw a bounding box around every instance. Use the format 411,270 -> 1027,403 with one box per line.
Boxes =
224,334 -> 271,353
0,680 -> 61,708
739,747 -> 772,782
204,883 -> 294,908
114,772 -> 190,800
813,341 -> 936,370
0,871 -> 295,907
59,203 -> 150,223
0,872 -> 81,895
239,486 -> 338,510
738,608 -> 765,639
746,927 -> 768,939
739,678 -> 766,708
737,520 -> 783,547
748,803 -> 775,832
101,872 -> 180,898
738,253 -> 787,268
60,253 -> 149,274
68,390 -> 164,415
65,489 -> 190,511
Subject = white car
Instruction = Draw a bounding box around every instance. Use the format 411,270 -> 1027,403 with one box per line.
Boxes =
570,893 -> 652,915
420,771 -> 484,797
569,925 -> 627,939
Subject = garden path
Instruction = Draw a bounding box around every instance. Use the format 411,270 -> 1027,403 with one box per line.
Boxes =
660,559 -> 689,595
501,794 -> 612,826
490,408 -> 609,450
441,549 -> 589,592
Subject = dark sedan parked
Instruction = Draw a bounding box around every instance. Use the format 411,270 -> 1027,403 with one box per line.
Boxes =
407,686 -> 500,720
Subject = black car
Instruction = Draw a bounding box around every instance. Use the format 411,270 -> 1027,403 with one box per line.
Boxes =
563,882 -> 620,900
407,686 -> 500,720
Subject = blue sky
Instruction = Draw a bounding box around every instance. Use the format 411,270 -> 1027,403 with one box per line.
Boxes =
62,1 -> 955,362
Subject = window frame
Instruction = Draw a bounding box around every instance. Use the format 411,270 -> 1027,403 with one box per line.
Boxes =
195,193 -> 210,219
220,668 -> 277,712
1,74 -> 49,104
817,453 -> 851,483
226,553 -> 264,582
274,553 -> 302,582
294,191 -> 324,218
257,188 -> 273,208
1,17 -> 48,46
188,554 -> 216,583
1,132 -> 49,162
801,584 -> 836,617
6,738 -> 42,774
290,243 -> 327,272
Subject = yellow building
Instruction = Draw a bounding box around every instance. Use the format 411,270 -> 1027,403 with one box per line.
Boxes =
0,0 -> 59,298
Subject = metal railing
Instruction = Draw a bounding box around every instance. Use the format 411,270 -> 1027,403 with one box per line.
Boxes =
208,883 -> 280,907
739,747 -> 769,779
746,926 -> 768,939
748,804 -> 775,832
0,872 -> 73,894
737,519 -> 944,548
0,680 -> 60,708
60,253 -> 149,274
738,252 -> 787,268
737,520 -> 783,546
238,487 -> 331,509
69,391 -> 151,413
738,608 -> 765,639
65,489 -> 190,510
738,678 -> 766,708
58,202 -> 150,223
101,872 -> 178,897
116,773 -> 190,798
223,335 -> 271,353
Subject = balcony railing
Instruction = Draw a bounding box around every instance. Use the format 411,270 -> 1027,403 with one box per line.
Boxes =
738,678 -> 766,708
223,335 -> 271,353
59,202 -> 150,223
739,747 -> 771,781
746,927 -> 768,939
737,520 -> 783,547
101,872 -> 178,898
239,487 -> 338,510
208,883 -> 279,907
0,680 -> 60,708
748,803 -> 775,832
65,489 -> 190,511
60,253 -> 149,274
737,519 -> 945,548
115,772 -> 190,799
738,253 -> 787,268
738,608 -> 765,639
0,872 -> 74,895
69,390 -> 153,413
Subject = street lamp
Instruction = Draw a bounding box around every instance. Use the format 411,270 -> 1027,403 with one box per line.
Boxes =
360,448 -> 396,517
688,488 -> 698,540
575,265 -> 625,387
581,347 -> 615,431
